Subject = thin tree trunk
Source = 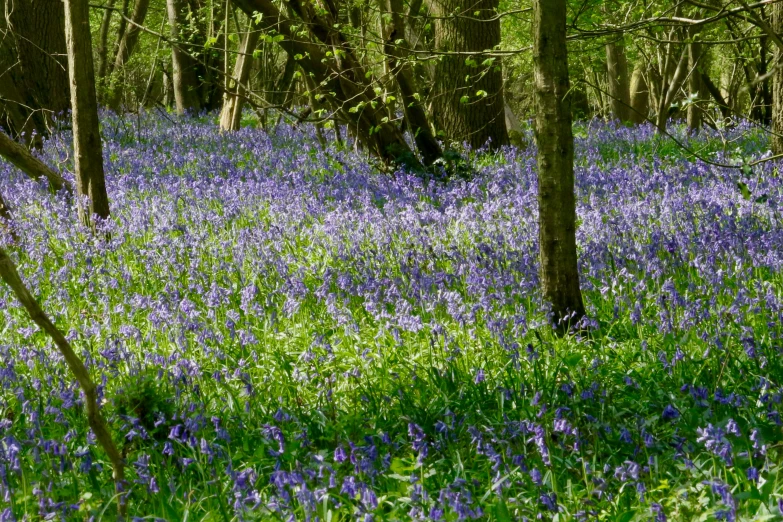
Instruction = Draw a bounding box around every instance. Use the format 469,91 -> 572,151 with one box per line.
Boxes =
65,0 -> 111,225
96,0 -> 117,82
219,20 -> 260,132
107,0 -> 152,110
532,0 -> 585,326
167,0 -> 203,114
605,38 -> 631,123
0,131 -> 72,193
108,0 -> 131,79
629,62 -> 649,124
656,45 -> 689,134
700,71 -> 731,120
0,246 -> 125,516
380,0 -> 442,165
430,0 -> 508,150
773,2 -> 783,154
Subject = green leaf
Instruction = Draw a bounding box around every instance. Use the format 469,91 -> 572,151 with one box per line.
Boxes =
755,194 -> 768,204
737,181 -> 751,200
494,499 -> 511,522
617,510 -> 636,522
460,95 -> 470,104
563,353 -> 581,368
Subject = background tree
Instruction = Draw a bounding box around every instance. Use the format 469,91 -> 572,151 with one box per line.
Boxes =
0,0 -> 70,145
430,0 -> 509,149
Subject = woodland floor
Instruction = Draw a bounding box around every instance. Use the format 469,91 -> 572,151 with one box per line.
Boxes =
0,114 -> 781,521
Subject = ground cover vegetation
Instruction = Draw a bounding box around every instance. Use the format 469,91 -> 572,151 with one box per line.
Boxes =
0,113 -> 781,521
2,0 -> 783,520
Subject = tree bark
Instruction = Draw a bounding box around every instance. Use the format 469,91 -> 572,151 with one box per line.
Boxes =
532,0 -> 585,326
605,38 -> 631,123
96,0 -> 117,82
64,0 -> 111,226
0,0 -> 70,143
167,0 -> 203,114
774,2 -> 783,154
0,190 -> 17,242
230,0 -> 418,167
655,45 -> 689,134
0,246 -> 125,516
687,39 -> 703,133
219,19 -> 260,132
430,0 -> 508,150
629,62 -> 649,124
700,71 -> 731,120
380,0 -> 443,165
107,0 -> 152,110
0,131 -> 72,193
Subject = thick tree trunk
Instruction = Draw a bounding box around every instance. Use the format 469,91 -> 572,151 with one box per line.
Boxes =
629,63 -> 649,124
430,0 -> 508,150
0,131 -> 72,193
605,39 -> 631,123
0,0 -> 70,143
64,0 -> 111,225
380,0 -> 442,165
687,40 -> 704,133
107,0 -> 152,110
774,3 -> 783,154
0,72 -> 39,145
532,0 -> 585,326
167,0 -> 203,114
219,21 -> 260,132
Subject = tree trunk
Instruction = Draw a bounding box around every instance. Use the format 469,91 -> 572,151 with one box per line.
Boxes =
774,2 -> 783,154
0,72 -> 39,145
231,0 -> 418,167
605,38 -> 631,123
655,45 -> 689,134
629,62 -> 649,124
532,0 -> 585,326
0,246 -> 125,516
219,19 -> 260,132
64,0 -> 111,226
0,131 -> 72,193
107,0 -> 152,110
96,0 -> 117,83
431,0 -> 508,150
0,0 -> 70,143
687,39 -> 703,133
379,0 -> 442,165
700,71 -> 731,120
0,190 -> 17,242
167,0 -> 203,114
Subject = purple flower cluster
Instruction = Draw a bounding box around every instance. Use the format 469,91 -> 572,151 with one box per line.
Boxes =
0,115 -> 780,519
